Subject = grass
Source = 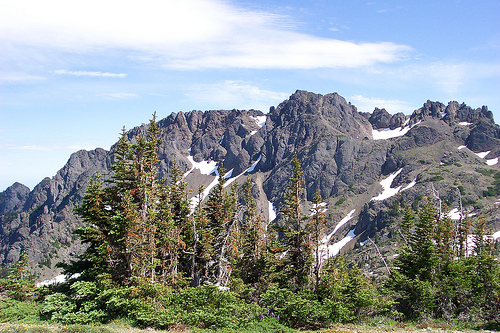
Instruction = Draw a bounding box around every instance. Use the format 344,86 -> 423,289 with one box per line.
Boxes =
1,321 -> 498,333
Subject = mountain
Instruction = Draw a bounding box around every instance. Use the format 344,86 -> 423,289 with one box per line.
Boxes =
1,90 -> 499,281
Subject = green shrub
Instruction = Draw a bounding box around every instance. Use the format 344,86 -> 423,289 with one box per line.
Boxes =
335,198 -> 346,206
260,287 -> 328,328
173,286 -> 261,329
0,299 -> 42,323
40,293 -> 76,323
428,175 -> 444,182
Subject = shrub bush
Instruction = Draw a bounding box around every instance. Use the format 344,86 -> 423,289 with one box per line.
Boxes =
0,299 -> 42,323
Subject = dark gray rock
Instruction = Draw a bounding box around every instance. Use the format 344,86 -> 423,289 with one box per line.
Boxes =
466,121 -> 500,156
0,183 -> 30,214
369,108 -> 392,129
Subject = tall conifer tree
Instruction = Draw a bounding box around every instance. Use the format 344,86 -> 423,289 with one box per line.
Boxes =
280,153 -> 313,291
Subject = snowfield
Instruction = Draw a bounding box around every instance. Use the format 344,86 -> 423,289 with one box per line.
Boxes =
251,115 -> 267,128
331,209 -> 356,236
36,273 -> 80,287
317,210 -> 356,262
447,208 -> 462,220
475,151 -> 491,159
486,157 -> 498,166
372,126 -> 412,140
371,169 -> 403,201
372,120 -> 420,141
401,178 -> 417,191
268,201 -> 277,222
185,156 -> 218,177
323,229 -> 356,259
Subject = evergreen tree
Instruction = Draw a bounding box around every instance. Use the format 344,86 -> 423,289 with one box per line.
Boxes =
400,205 -> 414,245
280,153 -> 313,291
309,191 -> 326,292
186,185 -> 209,287
389,200 -> 440,318
389,200 -> 500,321
237,178 -> 266,284
74,113 -> 174,285
203,166 -> 239,287
470,218 -> 500,320
73,174 -> 116,281
456,215 -> 472,258
155,159 -> 189,283
6,251 -> 35,301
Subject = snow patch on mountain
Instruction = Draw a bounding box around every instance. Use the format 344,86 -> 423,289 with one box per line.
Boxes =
316,210 -> 356,263
448,208 -> 462,220
324,229 -> 356,259
371,169 -> 403,201
245,155 -> 262,173
251,115 -> 267,128
486,157 -> 498,166
185,156 -> 218,177
331,209 -> 356,236
372,126 -> 411,140
37,273 -> 80,287
475,151 -> 491,159
372,121 -> 420,140
222,155 -> 262,188
401,178 -> 417,191
269,201 -> 277,223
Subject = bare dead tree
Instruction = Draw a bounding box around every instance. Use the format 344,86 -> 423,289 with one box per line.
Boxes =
368,237 -> 391,275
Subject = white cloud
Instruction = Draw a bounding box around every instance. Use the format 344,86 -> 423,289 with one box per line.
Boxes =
54,70 -> 127,78
423,62 -> 466,95
0,72 -> 46,83
350,95 -> 415,114
0,0 -> 410,70
100,93 -> 138,100
186,80 -> 289,111
5,144 -> 97,152
397,61 -> 500,95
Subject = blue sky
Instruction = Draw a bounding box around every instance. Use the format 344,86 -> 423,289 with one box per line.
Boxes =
1,0 -> 499,191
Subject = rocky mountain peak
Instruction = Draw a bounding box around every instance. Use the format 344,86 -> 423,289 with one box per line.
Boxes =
268,90 -> 373,139
0,182 -> 30,214
391,100 -> 499,159
367,108 -> 407,130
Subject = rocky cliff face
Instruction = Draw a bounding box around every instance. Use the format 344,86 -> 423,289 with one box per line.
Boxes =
1,90 -> 499,280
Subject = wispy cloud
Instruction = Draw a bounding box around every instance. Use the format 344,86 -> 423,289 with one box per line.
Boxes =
100,92 -> 138,100
54,70 -> 127,78
5,144 -> 98,152
0,0 -> 411,71
0,72 -> 46,83
350,95 -> 416,115
396,61 -> 500,96
186,81 -> 289,111
328,24 -> 349,32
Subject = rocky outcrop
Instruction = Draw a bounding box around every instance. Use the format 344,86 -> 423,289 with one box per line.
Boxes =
0,183 -> 30,214
368,108 -> 407,130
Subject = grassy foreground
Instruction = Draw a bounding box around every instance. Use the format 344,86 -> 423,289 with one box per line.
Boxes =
0,322 -> 496,333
